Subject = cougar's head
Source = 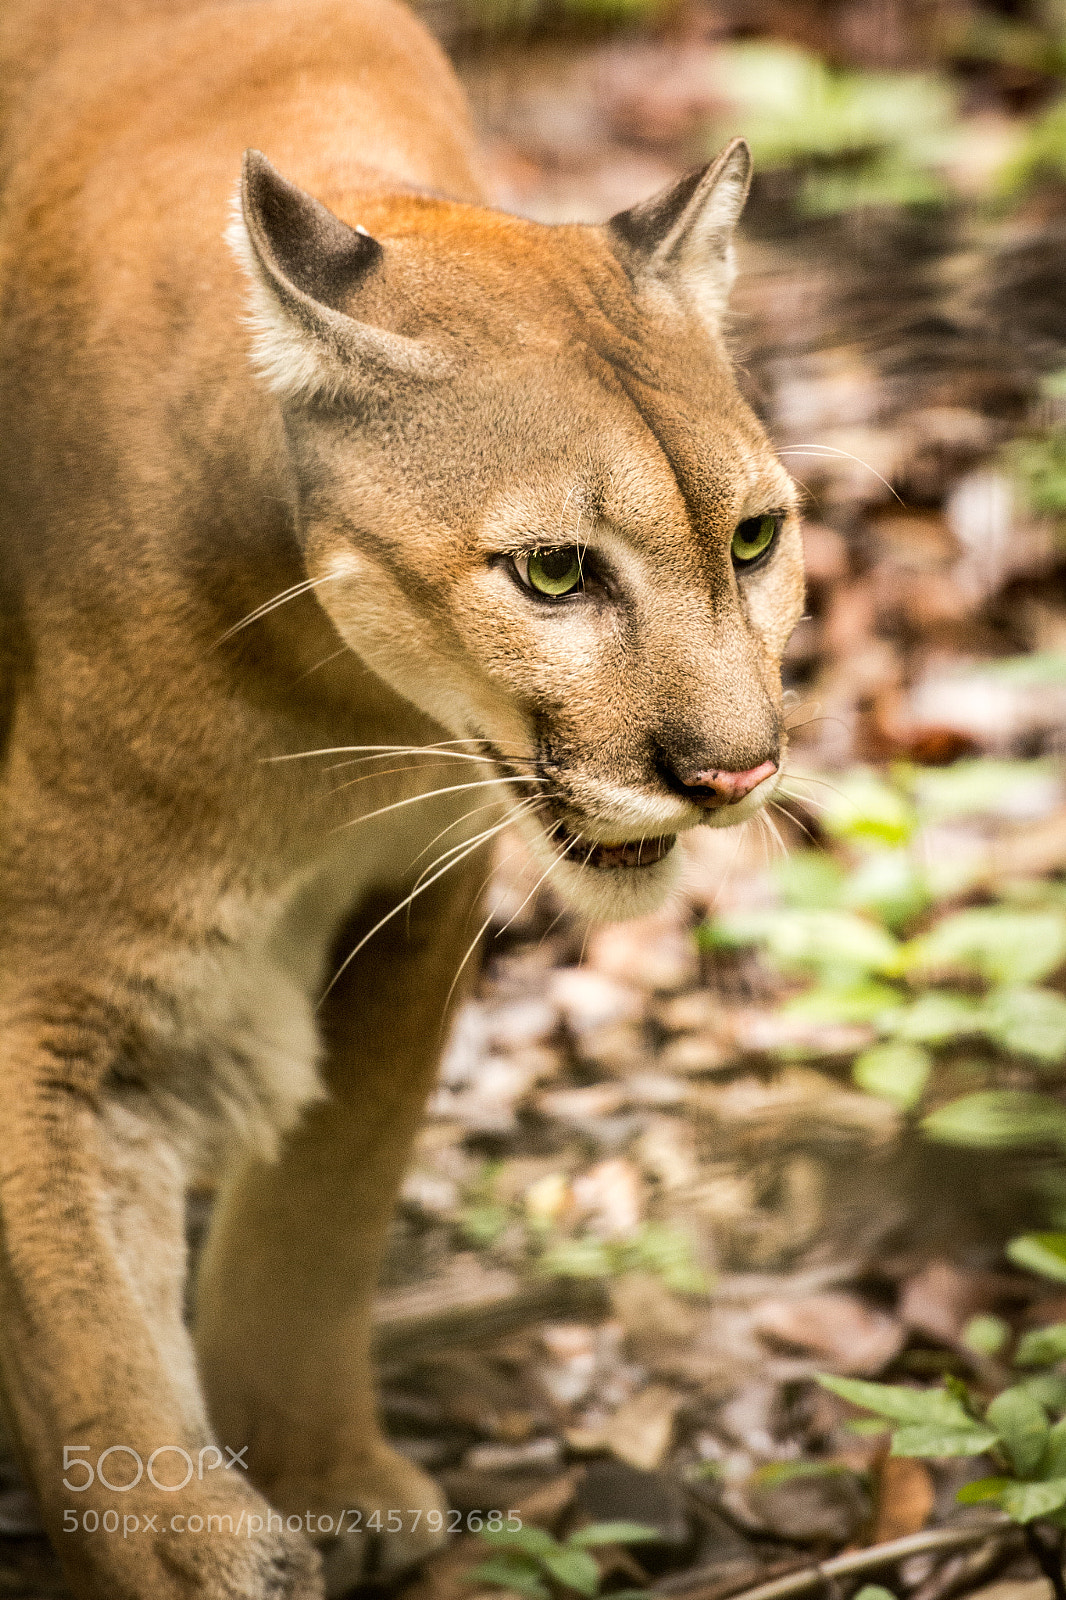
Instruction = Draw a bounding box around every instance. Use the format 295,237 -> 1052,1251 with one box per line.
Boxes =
231,143 -> 804,920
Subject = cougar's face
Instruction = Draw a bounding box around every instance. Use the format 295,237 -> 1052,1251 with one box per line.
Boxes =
236,146 -> 805,919
294,349 -> 802,920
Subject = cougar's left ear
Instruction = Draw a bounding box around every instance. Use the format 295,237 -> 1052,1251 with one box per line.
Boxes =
606,138 -> 752,325
228,150 -> 448,402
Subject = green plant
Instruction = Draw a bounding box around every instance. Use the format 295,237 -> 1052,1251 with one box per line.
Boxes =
470,1522 -> 658,1600
537,1221 -> 711,1295
699,760 -> 1066,1128
704,43 -> 955,214
817,1231 -> 1066,1600
458,1159 -> 712,1295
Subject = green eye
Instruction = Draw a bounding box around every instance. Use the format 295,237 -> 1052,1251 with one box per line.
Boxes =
524,546 -> 583,597
731,513 -> 780,567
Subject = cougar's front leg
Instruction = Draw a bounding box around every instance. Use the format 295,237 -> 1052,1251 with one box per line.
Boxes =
194,856 -> 488,1593
0,982 -> 322,1600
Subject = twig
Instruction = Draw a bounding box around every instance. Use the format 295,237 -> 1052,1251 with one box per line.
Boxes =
908,1533 -> 1019,1600
372,1267 -> 610,1363
654,1522 -> 1009,1600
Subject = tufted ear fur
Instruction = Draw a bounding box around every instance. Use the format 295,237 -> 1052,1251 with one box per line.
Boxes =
607,138 -> 752,326
227,150 -> 447,402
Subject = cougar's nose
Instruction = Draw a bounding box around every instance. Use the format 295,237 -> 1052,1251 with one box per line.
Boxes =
672,758 -> 778,810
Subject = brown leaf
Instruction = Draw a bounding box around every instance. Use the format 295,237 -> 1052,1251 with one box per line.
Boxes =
572,1384 -> 682,1471
899,1260 -> 990,1345
872,1455 -> 935,1544
753,1292 -> 905,1375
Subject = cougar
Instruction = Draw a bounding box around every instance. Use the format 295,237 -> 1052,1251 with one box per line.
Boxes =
0,0 -> 803,1593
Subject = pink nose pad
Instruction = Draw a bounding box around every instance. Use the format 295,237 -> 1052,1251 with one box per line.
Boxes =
679,758 -> 778,809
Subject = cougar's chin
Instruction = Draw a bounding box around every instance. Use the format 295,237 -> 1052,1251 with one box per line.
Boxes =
516,812 -> 684,922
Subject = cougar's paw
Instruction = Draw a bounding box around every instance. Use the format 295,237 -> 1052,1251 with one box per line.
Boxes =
65,1482 -> 322,1600
271,1441 -> 448,1598
159,1508 -> 322,1600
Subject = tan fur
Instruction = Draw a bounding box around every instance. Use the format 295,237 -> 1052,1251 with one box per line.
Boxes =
0,1 -> 804,1595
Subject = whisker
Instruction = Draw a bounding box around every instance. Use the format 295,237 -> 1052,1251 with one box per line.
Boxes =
777,784 -> 833,816
769,798 -> 817,845
777,445 -> 905,507
438,820 -> 553,1033
319,823 -> 510,1004
334,775 -> 543,835
781,771 -> 856,806
265,740 -> 526,769
443,905 -> 500,1018
760,808 -> 789,859
327,760 -> 497,798
704,822 -> 748,916
754,810 -> 771,869
216,572 -> 345,646
455,827 -> 534,939
295,645 -> 350,682
411,797 -> 539,905
490,835 -> 572,944
536,901 -> 571,951
784,697 -> 821,726
409,796 -> 520,875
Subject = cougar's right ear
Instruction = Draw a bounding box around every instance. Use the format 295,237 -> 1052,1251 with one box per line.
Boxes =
228,150 -> 448,402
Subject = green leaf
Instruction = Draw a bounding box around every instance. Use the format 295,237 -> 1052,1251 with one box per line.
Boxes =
890,1423 -> 1000,1457
1020,1373 -> 1066,1413
537,1237 -> 614,1279
460,1204 -> 512,1245
903,908 -> 1066,986
567,1524 -> 659,1548
479,1529 -> 561,1557
707,42 -> 952,171
774,850 -> 847,910
802,157 -> 947,215
889,991 -> 986,1044
470,1557 -> 552,1599
541,1547 -> 601,1595
983,987 -> 1066,1064
956,1476 -> 1010,1505
853,1041 -> 931,1108
1008,1233 -> 1066,1283
841,850 -> 931,930
981,655 -> 1066,688
754,1461 -> 855,1486
795,768 -> 917,846
1043,1418 -> 1066,1477
712,907 -> 900,976
962,1315 -> 1010,1357
987,1386 -> 1049,1476
911,759 -> 1061,823
1016,1324 -> 1066,1368
622,1223 -> 712,1295
853,1589 -> 897,1600
1002,1477 -> 1066,1523
818,1375 -> 973,1426
922,1092 -> 1066,1152
784,979 -> 902,1025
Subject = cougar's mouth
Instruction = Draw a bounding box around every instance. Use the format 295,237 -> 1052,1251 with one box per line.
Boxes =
548,821 -> 676,870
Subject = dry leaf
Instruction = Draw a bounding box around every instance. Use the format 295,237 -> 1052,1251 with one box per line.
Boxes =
872,1455 -> 935,1543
